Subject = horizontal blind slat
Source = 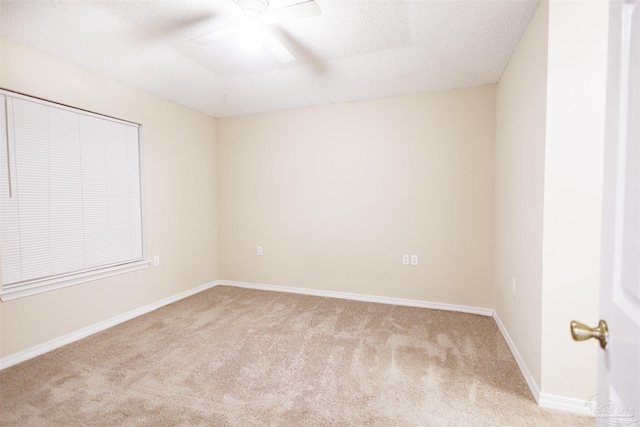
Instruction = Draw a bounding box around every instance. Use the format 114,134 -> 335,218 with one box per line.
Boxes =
0,95 -> 144,290
48,107 -> 85,275
12,99 -> 52,281
0,97 -> 22,284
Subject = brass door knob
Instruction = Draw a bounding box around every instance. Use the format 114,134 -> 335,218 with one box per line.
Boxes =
570,319 -> 609,349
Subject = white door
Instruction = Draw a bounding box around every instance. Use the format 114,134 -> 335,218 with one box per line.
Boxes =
598,0 -> 640,423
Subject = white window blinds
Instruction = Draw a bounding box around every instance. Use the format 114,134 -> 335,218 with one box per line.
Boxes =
0,93 -> 143,292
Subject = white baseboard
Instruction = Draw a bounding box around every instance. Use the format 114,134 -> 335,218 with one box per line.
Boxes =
1,279 -> 490,371
492,311 -> 541,403
538,393 -> 594,415
492,312 -> 594,416
218,279 -> 493,316
0,281 -> 218,371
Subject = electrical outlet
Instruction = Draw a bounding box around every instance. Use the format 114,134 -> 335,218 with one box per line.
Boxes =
257,246 -> 263,256
402,254 -> 409,265
153,256 -> 160,267
411,255 -> 418,266
511,277 -> 516,294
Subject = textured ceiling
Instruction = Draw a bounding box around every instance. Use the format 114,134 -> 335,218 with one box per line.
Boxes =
1,0 -> 539,117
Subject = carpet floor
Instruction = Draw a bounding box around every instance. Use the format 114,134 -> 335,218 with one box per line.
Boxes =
0,286 -> 592,426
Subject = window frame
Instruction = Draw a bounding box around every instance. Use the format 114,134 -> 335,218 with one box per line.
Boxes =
0,89 -> 149,301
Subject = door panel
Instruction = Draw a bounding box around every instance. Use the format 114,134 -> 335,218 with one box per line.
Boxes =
598,0 -> 640,422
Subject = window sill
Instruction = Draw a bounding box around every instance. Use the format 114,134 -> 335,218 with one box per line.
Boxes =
0,260 -> 150,301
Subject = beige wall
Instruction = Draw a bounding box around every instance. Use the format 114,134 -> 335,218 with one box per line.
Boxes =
0,1 -> 607,407
540,0 -> 607,399
495,0 -> 607,402
494,0 -> 548,390
217,87 -> 495,308
0,40 -> 218,358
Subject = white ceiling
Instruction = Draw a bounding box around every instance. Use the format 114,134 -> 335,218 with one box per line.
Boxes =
1,0 -> 539,117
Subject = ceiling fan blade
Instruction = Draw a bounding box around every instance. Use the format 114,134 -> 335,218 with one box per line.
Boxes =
192,25 -> 238,46
264,0 -> 321,24
263,32 -> 294,63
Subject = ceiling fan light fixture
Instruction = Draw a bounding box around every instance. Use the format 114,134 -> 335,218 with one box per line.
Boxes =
235,0 -> 268,19
237,26 -> 264,51
193,0 -> 315,62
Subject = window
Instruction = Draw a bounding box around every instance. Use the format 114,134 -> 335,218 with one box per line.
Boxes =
0,91 -> 146,301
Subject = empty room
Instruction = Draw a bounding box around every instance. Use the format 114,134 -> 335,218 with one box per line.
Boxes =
0,0 -> 638,425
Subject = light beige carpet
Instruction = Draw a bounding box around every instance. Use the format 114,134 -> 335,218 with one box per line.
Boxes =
0,286 -> 592,426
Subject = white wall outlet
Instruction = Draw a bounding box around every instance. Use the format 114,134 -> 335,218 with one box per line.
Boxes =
257,246 -> 263,256
402,254 -> 409,265
511,277 -> 516,294
153,256 -> 160,267
411,255 -> 418,266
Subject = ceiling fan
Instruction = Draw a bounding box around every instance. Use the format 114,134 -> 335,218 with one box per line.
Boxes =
192,0 -> 321,63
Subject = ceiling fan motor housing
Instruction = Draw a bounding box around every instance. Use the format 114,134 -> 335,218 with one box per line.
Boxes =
235,0 -> 269,19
